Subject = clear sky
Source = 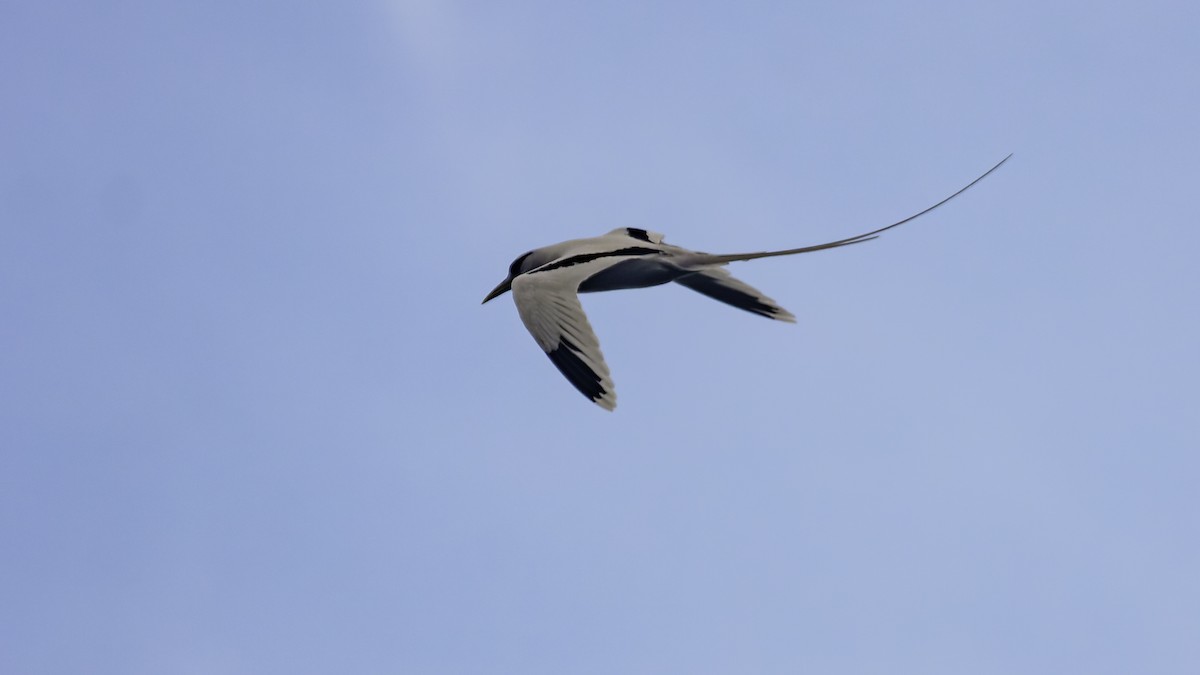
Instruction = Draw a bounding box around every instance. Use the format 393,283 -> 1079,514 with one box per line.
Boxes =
3,1 -> 1198,673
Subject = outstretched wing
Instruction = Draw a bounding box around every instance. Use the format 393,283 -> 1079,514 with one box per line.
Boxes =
675,268 -> 796,322
511,271 -> 617,411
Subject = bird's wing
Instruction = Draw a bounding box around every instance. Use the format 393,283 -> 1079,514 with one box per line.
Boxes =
511,269 -> 617,410
675,268 -> 796,322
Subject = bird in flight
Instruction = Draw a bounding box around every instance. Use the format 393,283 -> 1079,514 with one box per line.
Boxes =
483,155 -> 1011,410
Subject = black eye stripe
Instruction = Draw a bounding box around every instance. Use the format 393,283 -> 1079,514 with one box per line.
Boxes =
508,251 -> 534,277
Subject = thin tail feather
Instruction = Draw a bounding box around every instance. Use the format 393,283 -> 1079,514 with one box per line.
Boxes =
680,154 -> 1010,267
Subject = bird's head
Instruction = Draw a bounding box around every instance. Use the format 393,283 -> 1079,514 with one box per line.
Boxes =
482,250 -> 539,304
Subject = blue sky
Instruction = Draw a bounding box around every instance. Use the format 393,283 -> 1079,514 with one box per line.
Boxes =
3,1 -> 1198,673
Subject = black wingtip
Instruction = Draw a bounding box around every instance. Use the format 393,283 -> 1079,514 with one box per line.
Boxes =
545,337 -> 608,404
675,274 -> 783,320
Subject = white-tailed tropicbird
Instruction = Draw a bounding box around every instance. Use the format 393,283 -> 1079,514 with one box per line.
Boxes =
483,156 -> 1010,410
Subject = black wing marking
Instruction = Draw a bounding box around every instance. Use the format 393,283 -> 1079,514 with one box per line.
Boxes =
675,269 -> 796,322
546,337 -> 609,403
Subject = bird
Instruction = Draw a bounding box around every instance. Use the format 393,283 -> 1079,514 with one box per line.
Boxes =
483,155 -> 1011,410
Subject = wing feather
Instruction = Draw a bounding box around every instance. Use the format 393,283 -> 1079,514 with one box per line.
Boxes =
511,271 -> 617,410
606,227 -> 666,244
675,268 -> 796,322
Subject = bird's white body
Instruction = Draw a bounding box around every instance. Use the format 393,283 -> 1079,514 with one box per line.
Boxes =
483,157 -> 1010,410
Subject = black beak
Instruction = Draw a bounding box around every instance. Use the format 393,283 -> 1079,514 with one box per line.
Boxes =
482,278 -> 512,304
